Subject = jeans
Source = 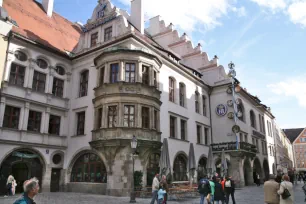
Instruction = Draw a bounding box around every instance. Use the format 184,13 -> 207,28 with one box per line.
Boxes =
158,198 -> 164,204
150,190 -> 158,204
200,194 -> 209,204
225,191 -> 236,204
211,195 -> 214,203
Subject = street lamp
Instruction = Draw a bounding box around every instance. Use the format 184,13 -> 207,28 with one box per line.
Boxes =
130,135 -> 137,203
228,61 -> 239,150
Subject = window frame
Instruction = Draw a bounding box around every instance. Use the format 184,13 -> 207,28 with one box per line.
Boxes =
110,63 -> 119,83
27,110 -> 42,132
204,127 -> 209,145
179,83 -> 185,107
97,107 -> 103,129
142,65 -> 149,85
125,63 -> 136,83
14,51 -> 27,61
196,125 -> 202,144
52,77 -> 64,98
108,106 -> 117,128
169,77 -> 175,102
104,26 -> 112,42
100,67 -> 105,86
202,95 -> 207,116
32,71 -> 46,93
250,110 -> 256,129
76,111 -> 86,135
79,70 -> 89,97
142,107 -> 150,129
90,32 -> 98,48
48,114 -> 61,135
36,58 -> 48,69
123,105 -> 135,127
3,105 -> 20,129
180,119 -> 186,141
169,115 -> 176,138
9,63 -> 26,86
195,91 -> 200,113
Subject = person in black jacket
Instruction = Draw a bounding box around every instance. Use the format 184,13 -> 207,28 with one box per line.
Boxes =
214,178 -> 225,204
224,176 -> 236,204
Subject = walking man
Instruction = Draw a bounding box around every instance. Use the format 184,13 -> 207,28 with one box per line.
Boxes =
14,177 -> 39,204
198,175 -> 211,204
224,176 -> 236,204
264,174 -> 280,204
150,174 -> 160,204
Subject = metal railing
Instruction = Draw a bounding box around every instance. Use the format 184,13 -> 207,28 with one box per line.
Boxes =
211,142 -> 257,153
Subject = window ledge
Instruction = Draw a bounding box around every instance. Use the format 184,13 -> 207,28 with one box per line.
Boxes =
168,137 -> 189,143
196,143 -> 210,147
71,134 -> 87,138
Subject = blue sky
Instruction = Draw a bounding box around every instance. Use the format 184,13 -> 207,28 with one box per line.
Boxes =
46,0 -> 306,129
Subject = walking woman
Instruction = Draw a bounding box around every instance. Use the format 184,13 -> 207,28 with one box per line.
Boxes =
5,175 -> 14,197
278,175 -> 294,204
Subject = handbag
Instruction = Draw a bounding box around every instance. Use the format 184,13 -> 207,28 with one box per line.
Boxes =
281,183 -> 291,199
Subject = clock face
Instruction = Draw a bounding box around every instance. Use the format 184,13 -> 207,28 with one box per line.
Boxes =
227,100 -> 233,107
226,88 -> 232,94
227,112 -> 234,119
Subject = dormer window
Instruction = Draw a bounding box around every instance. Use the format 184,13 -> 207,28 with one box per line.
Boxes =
90,32 -> 98,48
104,27 -> 112,42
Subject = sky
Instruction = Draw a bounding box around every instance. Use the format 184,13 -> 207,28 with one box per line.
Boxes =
45,0 -> 306,129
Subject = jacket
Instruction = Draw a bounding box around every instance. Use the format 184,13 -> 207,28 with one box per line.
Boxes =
264,179 -> 280,204
214,182 -> 225,201
224,179 -> 235,193
13,193 -> 35,204
278,181 -> 294,204
198,178 -> 211,195
157,189 -> 166,200
152,177 -> 159,192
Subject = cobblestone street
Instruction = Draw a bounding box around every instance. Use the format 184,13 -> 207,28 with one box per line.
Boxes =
1,183 -> 305,204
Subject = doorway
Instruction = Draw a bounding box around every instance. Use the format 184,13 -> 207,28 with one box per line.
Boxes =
50,169 -> 61,192
12,162 -> 29,193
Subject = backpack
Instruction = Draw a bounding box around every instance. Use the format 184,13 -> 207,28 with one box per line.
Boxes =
198,179 -> 211,194
225,180 -> 231,188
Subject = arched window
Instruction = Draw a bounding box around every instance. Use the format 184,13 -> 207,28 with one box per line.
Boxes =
179,83 -> 185,107
79,70 -> 89,97
14,51 -> 27,61
173,154 -> 187,181
70,153 -> 107,183
146,153 -> 160,186
55,66 -> 65,75
250,110 -> 256,129
169,77 -> 175,102
36,59 -> 48,69
198,157 -> 207,180
237,99 -> 244,121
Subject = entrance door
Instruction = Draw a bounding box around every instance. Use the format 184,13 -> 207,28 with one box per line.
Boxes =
50,169 -> 61,192
12,163 -> 29,194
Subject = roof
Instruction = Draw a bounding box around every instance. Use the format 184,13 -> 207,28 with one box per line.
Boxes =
3,0 -> 81,53
283,128 -> 305,143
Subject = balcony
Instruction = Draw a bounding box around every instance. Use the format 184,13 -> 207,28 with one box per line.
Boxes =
211,142 -> 257,156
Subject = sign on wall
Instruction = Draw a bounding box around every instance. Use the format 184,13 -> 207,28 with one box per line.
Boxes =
216,104 -> 228,116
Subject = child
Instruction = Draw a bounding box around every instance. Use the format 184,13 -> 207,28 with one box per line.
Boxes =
157,186 -> 167,204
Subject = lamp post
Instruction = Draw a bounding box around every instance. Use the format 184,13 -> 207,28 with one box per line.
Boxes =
130,135 -> 137,203
228,61 -> 239,150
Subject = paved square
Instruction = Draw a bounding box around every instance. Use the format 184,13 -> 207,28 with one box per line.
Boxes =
1,183 -> 304,204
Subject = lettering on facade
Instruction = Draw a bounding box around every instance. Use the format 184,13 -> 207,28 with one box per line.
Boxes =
119,86 -> 141,93
215,104 -> 228,116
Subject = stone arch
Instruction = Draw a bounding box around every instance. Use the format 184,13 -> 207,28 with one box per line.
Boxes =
263,159 -> 269,181
0,147 -> 46,194
172,151 -> 188,181
146,152 -> 160,186
243,158 -> 252,186
35,55 -> 51,68
197,155 -> 207,180
253,157 -> 263,183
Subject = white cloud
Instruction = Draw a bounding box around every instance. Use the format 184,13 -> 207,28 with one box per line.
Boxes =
232,34 -> 265,57
232,6 -> 247,17
250,0 -> 287,11
267,75 -> 306,108
118,0 -> 237,32
288,1 -> 306,27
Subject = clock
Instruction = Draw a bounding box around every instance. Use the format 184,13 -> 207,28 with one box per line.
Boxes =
227,100 -> 233,107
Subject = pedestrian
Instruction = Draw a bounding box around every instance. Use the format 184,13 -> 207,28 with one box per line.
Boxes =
5,175 -> 14,197
157,186 -> 166,204
264,174 -> 280,204
275,174 -> 282,184
214,178 -> 225,204
12,179 -> 17,195
159,175 -> 168,204
278,175 -> 294,204
198,175 -> 211,204
224,176 -> 236,204
13,177 -> 39,204
150,174 -> 159,204
209,176 -> 216,203
256,173 -> 261,186
221,177 -> 225,190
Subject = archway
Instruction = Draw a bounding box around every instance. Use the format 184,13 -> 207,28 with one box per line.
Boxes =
173,154 -> 188,181
253,158 -> 262,184
0,149 -> 44,195
146,153 -> 160,186
263,160 -> 269,181
243,159 -> 252,186
198,157 -> 207,181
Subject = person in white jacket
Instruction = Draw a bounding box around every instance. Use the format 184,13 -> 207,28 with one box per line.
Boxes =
277,175 -> 294,204
150,174 -> 160,204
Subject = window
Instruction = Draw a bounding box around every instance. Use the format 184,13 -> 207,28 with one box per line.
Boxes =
202,95 -> 207,116
77,112 -> 86,135
142,66 -> 149,85
170,116 -> 176,138
52,77 -> 64,97
173,155 -> 187,181
124,105 -> 135,127
48,115 -> 61,135
14,51 -> 27,61
36,59 -> 48,69
108,106 -> 117,128
104,26 -> 112,42
262,116 -> 266,134
153,71 -> 157,87
70,153 -> 107,183
258,115 -> 262,132
142,107 -> 150,129
169,77 -> 175,102
97,108 -> 102,129
3,106 -> 20,129
32,71 -> 46,92
55,66 -> 65,75
244,134 -> 248,143
240,133 -> 243,142
180,120 -> 186,140
267,121 -> 270,136
99,67 -> 105,86
90,32 -> 98,47
153,109 -> 158,130
204,128 -> 209,145
9,63 -> 25,86
27,110 -> 41,132
195,92 -> 200,113
237,99 -> 244,121
110,63 -> 119,83
179,83 -> 185,107
79,70 -> 89,97
250,110 -> 256,129
125,63 -> 136,83
197,125 -> 201,144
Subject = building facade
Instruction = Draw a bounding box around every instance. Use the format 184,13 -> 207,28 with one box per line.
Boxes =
0,0 -> 292,195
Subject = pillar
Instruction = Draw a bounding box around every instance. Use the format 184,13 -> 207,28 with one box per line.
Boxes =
22,102 -> 30,130
119,60 -> 124,82
41,164 -> 52,192
0,96 -> 6,127
26,59 -> 35,88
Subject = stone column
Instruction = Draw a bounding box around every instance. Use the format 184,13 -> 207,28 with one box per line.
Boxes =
149,65 -> 154,86
137,104 -> 142,128
26,59 -> 35,88
46,67 -> 55,94
229,156 -> 244,188
137,61 -> 142,83
0,97 -> 6,127
102,104 -> 107,128
64,72 -> 72,98
41,164 -> 52,192
22,102 -> 30,130
104,62 -> 110,84
119,60 -> 125,82
118,103 -> 123,127
44,107 -> 50,134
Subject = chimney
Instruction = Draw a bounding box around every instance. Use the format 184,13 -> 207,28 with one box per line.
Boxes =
42,0 -> 54,17
131,0 -> 144,34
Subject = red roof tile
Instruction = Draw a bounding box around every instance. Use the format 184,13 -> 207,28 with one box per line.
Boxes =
3,0 -> 81,53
